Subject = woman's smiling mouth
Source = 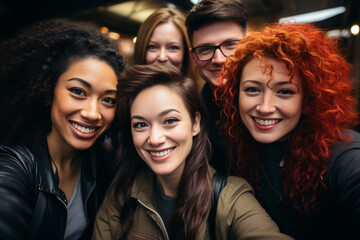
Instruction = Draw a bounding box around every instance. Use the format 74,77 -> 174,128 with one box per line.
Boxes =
150,148 -> 175,157
253,118 -> 281,126
252,117 -> 282,130
147,147 -> 176,162
69,121 -> 100,138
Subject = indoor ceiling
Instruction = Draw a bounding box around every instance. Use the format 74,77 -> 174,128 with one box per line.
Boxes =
0,0 -> 358,40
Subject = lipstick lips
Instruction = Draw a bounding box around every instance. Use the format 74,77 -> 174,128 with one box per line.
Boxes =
252,117 -> 281,130
69,120 -> 100,138
148,147 -> 175,162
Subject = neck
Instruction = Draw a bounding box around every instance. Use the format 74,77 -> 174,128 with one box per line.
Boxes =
156,173 -> 181,197
46,132 -> 78,170
257,141 -> 286,167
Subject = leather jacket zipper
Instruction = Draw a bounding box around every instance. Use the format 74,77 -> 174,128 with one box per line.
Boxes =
84,181 -> 96,221
56,195 -> 68,240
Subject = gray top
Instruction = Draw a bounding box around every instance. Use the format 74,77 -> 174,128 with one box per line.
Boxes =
65,170 -> 88,240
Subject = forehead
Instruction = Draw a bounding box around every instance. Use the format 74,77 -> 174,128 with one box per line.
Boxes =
191,20 -> 245,46
151,22 -> 182,38
131,85 -> 188,115
59,58 -> 117,88
241,56 -> 302,87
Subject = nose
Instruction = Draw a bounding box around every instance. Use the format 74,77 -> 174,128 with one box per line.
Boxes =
211,48 -> 226,65
157,48 -> 168,62
80,99 -> 101,121
147,126 -> 166,146
256,94 -> 276,114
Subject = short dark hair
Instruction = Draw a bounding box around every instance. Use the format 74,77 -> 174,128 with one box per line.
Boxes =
186,0 -> 248,44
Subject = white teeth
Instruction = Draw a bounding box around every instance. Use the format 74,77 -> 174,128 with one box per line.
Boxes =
71,122 -> 96,133
254,118 -> 279,126
150,148 -> 174,157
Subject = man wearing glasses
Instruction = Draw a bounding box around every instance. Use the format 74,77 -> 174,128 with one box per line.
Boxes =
186,0 -> 248,174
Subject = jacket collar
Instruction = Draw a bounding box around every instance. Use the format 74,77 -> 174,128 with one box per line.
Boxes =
131,168 -> 157,210
31,138 -> 96,196
31,139 -> 58,195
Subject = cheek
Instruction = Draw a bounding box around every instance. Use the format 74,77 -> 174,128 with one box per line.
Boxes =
181,127 -> 195,147
280,99 -> 303,118
131,131 -> 148,151
170,52 -> 184,64
238,95 -> 253,113
132,133 -> 146,161
51,98 -> 70,121
289,108 -> 302,126
101,108 -> 116,127
145,52 -> 156,64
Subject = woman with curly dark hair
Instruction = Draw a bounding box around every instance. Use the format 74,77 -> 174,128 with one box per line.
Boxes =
0,18 -> 125,239
92,64 -> 292,240
215,22 -> 360,239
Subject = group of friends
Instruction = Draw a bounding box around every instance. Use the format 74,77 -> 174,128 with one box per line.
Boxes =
0,0 -> 359,239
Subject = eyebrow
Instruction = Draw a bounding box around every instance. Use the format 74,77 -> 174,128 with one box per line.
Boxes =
195,39 -> 239,47
68,78 -> 117,94
242,79 -> 294,86
131,108 -> 180,120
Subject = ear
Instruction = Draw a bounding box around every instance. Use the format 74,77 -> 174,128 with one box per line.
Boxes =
189,49 -> 199,67
192,111 -> 201,136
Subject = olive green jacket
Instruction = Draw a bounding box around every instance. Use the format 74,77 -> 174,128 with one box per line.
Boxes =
92,167 -> 293,240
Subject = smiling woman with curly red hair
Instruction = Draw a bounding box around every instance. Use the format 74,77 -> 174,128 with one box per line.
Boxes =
215,23 -> 360,240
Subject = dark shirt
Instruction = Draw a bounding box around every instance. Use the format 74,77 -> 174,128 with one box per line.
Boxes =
257,141 -> 305,239
201,82 -> 228,174
154,179 -> 177,232
256,130 -> 360,240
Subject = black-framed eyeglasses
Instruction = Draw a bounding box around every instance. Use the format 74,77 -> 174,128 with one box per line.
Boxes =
191,40 -> 240,61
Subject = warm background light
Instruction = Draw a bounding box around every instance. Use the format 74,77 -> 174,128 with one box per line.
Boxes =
100,26 -> 109,34
350,24 -> 359,36
108,32 -> 120,40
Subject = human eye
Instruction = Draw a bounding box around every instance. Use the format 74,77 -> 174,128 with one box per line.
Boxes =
196,46 -> 213,55
164,118 -> 179,125
245,87 -> 260,93
222,41 -> 238,49
169,45 -> 180,51
133,122 -> 148,129
147,44 -> 158,51
69,87 -> 86,97
277,89 -> 295,95
102,97 -> 116,107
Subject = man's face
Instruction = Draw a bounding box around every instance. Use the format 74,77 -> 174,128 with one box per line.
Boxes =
190,21 -> 245,88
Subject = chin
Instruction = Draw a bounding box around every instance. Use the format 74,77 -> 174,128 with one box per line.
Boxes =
253,135 -> 279,144
71,140 -> 96,151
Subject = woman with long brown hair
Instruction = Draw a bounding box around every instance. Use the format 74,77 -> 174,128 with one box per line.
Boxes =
92,64 -> 292,240
215,22 -> 360,239
133,8 -> 201,88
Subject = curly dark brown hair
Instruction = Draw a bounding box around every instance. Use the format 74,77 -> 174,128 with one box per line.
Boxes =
0,18 -> 125,146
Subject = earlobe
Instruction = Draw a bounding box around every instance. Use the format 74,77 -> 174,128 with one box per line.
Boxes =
192,112 -> 201,136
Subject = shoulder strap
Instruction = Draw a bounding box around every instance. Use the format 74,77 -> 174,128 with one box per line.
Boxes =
209,173 -> 227,240
28,189 -> 46,240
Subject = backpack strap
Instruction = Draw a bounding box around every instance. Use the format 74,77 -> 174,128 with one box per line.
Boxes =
28,188 -> 46,240
209,173 -> 227,240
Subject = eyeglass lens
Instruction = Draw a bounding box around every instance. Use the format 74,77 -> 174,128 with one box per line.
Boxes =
194,40 -> 239,60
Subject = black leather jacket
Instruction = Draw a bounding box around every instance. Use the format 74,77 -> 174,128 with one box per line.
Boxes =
0,140 -> 114,240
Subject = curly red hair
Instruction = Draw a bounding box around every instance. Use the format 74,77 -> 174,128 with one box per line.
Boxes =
215,23 -> 359,215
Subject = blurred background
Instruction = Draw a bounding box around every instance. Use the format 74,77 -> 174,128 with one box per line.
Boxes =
0,0 -> 359,110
